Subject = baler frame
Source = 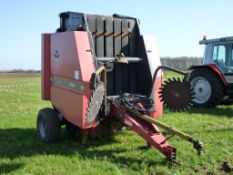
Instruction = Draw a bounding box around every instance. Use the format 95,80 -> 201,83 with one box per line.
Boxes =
38,11 -> 203,163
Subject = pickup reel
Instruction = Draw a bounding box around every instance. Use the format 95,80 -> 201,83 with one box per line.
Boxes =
159,77 -> 195,111
152,66 -> 195,112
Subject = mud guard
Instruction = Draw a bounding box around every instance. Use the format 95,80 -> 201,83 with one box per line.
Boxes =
189,64 -> 227,86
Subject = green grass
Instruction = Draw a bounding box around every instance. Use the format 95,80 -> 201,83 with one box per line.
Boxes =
0,74 -> 233,175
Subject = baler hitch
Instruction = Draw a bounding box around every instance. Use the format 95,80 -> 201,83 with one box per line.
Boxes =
112,93 -> 203,162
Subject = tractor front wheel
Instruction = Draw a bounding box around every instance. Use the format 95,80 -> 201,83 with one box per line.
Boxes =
37,108 -> 61,143
188,69 -> 224,108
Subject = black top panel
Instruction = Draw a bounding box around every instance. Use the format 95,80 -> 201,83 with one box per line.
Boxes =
56,11 -> 140,57
57,12 -> 86,32
56,11 -> 138,33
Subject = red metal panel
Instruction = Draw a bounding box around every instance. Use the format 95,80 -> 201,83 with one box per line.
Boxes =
50,31 -> 95,81
51,32 -> 81,80
151,77 -> 163,118
51,85 -> 83,126
50,31 -> 95,129
41,34 -> 51,100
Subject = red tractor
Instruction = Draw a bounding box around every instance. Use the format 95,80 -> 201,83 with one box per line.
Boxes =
187,36 -> 233,108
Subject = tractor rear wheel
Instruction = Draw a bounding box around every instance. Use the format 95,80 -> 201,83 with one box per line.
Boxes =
188,69 -> 224,108
37,108 -> 61,143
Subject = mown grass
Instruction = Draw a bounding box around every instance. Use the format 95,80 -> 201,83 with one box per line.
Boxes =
0,74 -> 232,175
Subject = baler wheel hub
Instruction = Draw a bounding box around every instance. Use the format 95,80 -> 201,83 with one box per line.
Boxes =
39,120 -> 47,139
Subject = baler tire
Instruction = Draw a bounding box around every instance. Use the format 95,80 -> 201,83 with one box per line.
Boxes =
188,69 -> 224,108
37,108 -> 61,143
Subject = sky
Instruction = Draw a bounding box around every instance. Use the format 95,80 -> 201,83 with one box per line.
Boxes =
0,0 -> 233,70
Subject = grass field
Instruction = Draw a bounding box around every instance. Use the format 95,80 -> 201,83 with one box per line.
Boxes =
0,74 -> 232,175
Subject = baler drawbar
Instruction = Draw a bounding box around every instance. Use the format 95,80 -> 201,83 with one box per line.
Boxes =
96,65 -> 203,161
38,11 -> 203,162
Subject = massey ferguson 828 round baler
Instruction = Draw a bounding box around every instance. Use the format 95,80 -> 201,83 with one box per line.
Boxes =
38,12 -> 203,162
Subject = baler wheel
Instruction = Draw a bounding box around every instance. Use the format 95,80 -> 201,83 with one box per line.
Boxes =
188,69 -> 224,108
37,108 -> 61,143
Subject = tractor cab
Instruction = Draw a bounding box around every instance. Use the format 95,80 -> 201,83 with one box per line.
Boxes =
200,36 -> 233,74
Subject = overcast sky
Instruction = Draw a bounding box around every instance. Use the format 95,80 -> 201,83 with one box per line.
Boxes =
0,0 -> 233,70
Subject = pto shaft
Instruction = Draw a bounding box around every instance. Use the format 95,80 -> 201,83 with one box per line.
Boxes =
137,115 -> 203,154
